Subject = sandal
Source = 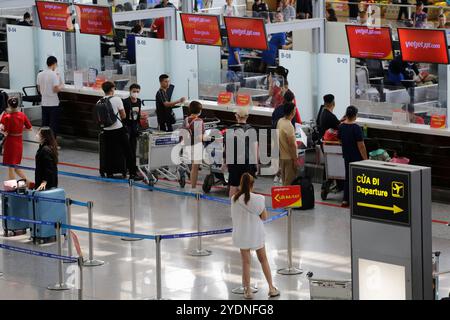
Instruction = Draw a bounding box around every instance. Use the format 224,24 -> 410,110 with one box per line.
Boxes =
243,287 -> 254,300
268,287 -> 280,298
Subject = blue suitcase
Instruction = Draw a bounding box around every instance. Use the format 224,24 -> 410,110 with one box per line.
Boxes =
1,191 -> 32,236
31,188 -> 67,244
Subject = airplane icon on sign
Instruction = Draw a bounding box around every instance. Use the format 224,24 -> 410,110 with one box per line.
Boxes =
392,182 -> 404,198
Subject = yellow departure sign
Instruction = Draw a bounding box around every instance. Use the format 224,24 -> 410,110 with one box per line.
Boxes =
351,166 -> 410,226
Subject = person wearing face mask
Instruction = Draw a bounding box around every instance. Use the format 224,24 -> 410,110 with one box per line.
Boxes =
126,24 -> 143,64
36,56 -> 64,139
34,127 -> 59,191
122,84 -> 142,166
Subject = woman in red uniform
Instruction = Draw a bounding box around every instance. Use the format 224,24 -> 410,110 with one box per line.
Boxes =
1,97 -> 32,181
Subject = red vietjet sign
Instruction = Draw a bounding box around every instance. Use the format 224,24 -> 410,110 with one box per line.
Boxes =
271,186 -> 302,209
345,25 -> 393,60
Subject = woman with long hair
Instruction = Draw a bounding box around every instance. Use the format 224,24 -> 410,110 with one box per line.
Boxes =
0,97 -> 32,182
231,173 -> 280,299
35,127 -> 59,191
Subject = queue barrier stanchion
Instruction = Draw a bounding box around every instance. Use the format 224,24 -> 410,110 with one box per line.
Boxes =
64,198 -> 75,264
77,256 -> 84,300
434,251 -> 441,300
150,235 -> 166,300
189,193 -> 212,257
48,222 -> 73,291
122,179 -> 142,241
277,208 -> 302,275
83,201 -> 105,267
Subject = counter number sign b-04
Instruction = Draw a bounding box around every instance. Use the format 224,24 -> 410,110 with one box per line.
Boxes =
351,166 -> 410,226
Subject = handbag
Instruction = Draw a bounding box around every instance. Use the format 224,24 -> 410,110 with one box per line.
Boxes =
3,179 -> 26,192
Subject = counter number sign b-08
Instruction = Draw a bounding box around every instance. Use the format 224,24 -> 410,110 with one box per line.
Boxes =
351,166 -> 410,226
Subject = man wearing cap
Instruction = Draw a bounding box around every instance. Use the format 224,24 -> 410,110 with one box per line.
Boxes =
225,108 -> 259,198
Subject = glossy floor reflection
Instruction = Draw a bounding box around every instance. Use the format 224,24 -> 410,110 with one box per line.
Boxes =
0,141 -> 449,300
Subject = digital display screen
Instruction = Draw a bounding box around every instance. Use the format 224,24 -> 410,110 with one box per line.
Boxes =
75,4 -> 114,36
224,16 -> 268,51
35,1 -> 74,32
345,25 -> 393,60
180,13 -> 222,46
397,28 -> 449,64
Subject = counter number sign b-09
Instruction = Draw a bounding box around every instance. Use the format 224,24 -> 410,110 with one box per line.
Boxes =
351,166 -> 410,226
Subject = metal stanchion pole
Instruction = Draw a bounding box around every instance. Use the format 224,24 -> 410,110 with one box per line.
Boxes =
83,201 -> 104,267
77,257 -> 84,300
48,222 -> 73,290
64,198 -> 75,264
122,179 -> 142,241
150,235 -> 166,300
434,251 -> 441,300
277,208 -> 302,275
189,193 -> 211,256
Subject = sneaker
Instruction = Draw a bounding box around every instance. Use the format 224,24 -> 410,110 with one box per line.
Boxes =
268,287 -> 280,298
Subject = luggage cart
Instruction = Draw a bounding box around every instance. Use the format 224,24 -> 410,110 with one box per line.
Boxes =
137,130 -> 186,188
201,119 -> 228,194
321,141 -> 346,200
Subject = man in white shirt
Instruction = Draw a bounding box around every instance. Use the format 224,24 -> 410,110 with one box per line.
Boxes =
101,81 -> 138,179
36,56 -> 63,137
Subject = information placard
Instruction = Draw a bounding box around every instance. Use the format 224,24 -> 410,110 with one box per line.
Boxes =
351,166 -> 410,226
397,28 -> 449,64
271,186 -> 302,209
75,4 -> 114,36
217,92 -> 233,105
35,1 -> 74,32
224,17 -> 268,51
345,25 -> 393,60
180,13 -> 222,46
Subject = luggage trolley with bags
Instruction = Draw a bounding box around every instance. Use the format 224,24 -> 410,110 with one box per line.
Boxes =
138,130 -> 187,187
320,141 -> 345,200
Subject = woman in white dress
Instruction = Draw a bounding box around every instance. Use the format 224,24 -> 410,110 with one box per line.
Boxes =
231,173 -> 280,299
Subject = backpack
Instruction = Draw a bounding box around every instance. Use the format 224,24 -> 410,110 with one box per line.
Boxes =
291,175 -> 315,210
95,97 -> 118,128
0,90 -> 9,113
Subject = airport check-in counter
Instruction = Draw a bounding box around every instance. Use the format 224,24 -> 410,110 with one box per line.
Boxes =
58,85 -> 129,140
356,117 -> 450,199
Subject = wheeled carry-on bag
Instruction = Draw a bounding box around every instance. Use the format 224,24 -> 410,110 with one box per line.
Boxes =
31,188 -> 67,244
291,175 -> 315,210
1,179 -> 32,236
99,131 -> 127,178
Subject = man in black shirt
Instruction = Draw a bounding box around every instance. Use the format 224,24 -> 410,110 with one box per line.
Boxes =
122,83 -> 142,163
317,94 -> 340,142
154,0 -> 175,8
17,12 -> 33,26
155,74 -> 186,132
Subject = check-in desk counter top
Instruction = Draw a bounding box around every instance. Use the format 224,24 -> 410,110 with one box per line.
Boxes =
186,100 -> 274,128
357,118 -> 450,196
59,85 -> 130,140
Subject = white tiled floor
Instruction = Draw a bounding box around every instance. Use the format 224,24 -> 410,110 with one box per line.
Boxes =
0,141 -> 449,300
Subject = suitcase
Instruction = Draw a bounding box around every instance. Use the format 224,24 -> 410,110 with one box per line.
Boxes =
99,131 -> 127,178
1,191 -> 32,236
291,175 -> 315,210
31,188 -> 67,244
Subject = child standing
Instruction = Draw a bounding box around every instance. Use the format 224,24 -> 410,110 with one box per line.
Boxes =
1,97 -> 32,181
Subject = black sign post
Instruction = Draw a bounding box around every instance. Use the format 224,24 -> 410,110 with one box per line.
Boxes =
350,160 -> 432,300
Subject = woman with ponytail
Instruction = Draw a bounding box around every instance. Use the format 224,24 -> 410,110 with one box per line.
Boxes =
231,173 -> 280,299
0,97 -> 32,181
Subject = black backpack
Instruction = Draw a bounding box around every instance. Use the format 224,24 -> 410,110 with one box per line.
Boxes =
95,97 -> 118,128
0,90 -> 9,114
291,175 -> 315,210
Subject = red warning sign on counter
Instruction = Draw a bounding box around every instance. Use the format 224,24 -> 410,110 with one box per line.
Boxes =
217,92 -> 233,105
271,186 -> 302,209
236,94 -> 251,107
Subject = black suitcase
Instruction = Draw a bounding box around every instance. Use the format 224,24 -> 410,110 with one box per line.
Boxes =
99,131 -> 127,178
291,175 -> 315,210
